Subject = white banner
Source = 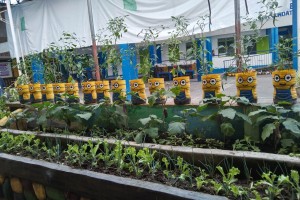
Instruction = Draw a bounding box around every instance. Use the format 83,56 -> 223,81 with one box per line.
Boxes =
6,0 -> 292,57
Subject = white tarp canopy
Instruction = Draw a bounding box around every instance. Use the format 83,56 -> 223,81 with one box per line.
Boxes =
5,0 -> 292,58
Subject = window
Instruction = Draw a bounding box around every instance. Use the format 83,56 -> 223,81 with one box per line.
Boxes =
186,42 -> 195,60
218,37 -> 234,56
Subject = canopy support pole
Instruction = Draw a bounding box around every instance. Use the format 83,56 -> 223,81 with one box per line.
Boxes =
87,0 -> 101,81
234,0 -> 242,72
6,0 -> 22,75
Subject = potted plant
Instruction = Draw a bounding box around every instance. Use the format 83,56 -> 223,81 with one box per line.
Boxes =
82,81 -> 97,104
95,80 -> 110,103
272,36 -> 297,104
111,79 -> 126,103
130,79 -> 146,105
148,78 -> 166,105
15,74 -> 31,104
65,76 -> 80,103
173,76 -> 191,105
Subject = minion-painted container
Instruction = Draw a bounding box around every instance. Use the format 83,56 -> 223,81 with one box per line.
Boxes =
52,83 -> 66,103
201,74 -> 222,99
29,83 -> 42,103
148,78 -> 166,105
272,69 -> 297,104
17,85 -> 30,104
111,80 -> 126,103
95,80 -> 110,103
65,83 -> 80,103
82,81 -> 97,104
41,84 -> 54,102
130,79 -> 147,105
173,76 -> 191,105
236,71 -> 257,103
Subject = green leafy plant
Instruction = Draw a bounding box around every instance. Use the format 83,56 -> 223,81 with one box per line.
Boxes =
232,136 -> 260,152
134,115 -> 164,144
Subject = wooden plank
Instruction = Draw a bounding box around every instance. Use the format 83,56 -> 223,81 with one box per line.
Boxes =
0,153 -> 226,200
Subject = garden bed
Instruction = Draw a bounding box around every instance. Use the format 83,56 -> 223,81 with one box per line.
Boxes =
0,153 -> 224,200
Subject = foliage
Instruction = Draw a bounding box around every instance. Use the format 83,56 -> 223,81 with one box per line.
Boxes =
232,136 -> 261,152
248,104 -> 300,151
134,115 -> 163,143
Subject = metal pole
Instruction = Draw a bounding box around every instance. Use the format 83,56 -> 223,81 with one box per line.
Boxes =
234,0 -> 242,72
6,0 -> 22,75
87,0 -> 101,81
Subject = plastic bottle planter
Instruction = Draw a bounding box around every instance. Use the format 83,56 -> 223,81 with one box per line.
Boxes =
130,79 -> 146,105
272,69 -> 297,104
236,71 -> 257,103
65,83 -> 80,103
201,74 -> 222,99
17,85 -> 30,104
40,84 -> 54,102
173,76 -> 191,105
52,83 -> 66,103
148,78 -> 166,105
111,80 -> 126,103
29,83 -> 42,103
95,80 -> 110,103
82,81 -> 97,104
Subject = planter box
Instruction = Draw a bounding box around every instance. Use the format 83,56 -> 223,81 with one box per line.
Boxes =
0,153 -> 226,200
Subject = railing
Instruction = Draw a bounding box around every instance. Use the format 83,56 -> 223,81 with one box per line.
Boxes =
223,51 -> 272,71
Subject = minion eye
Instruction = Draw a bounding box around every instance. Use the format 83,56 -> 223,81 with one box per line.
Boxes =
100,84 -> 104,88
180,80 -> 186,86
154,82 -> 160,86
148,82 -> 152,86
87,84 -> 91,88
56,86 -> 60,90
285,74 -> 292,82
173,80 -> 178,86
18,88 -> 22,91
238,77 -> 243,84
133,83 -> 139,88
247,76 -> 254,83
210,79 -> 216,85
30,86 -> 34,91
202,80 -> 207,85
114,83 -> 119,88
42,86 -> 46,90
70,86 -> 74,89
274,75 -> 280,82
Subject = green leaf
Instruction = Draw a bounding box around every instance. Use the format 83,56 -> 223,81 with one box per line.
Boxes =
220,122 -> 235,137
145,127 -> 159,139
280,139 -> 294,148
139,117 -> 151,126
282,118 -> 300,138
291,104 -> 300,113
248,109 -> 267,117
134,132 -> 144,144
255,115 -> 279,126
218,108 -> 236,120
168,122 -> 186,135
261,123 -> 276,141
76,113 -> 92,121
291,170 -> 299,186
236,112 -> 252,124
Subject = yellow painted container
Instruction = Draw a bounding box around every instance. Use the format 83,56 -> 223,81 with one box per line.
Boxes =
32,183 -> 46,200
10,178 -> 23,193
173,76 -> 191,105
235,71 -> 257,103
272,69 -> 297,104
29,83 -> 42,103
17,84 -> 30,104
201,74 -> 222,99
95,80 -> 110,102
65,83 -> 79,97
111,80 -> 126,103
130,79 -> 147,105
52,83 -> 66,103
148,78 -> 165,94
82,81 -> 97,104
41,84 -> 54,102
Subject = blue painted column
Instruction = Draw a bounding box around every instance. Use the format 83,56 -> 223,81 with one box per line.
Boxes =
206,37 -> 213,73
32,58 -> 44,83
119,43 -> 138,100
196,39 -> 202,81
156,44 -> 162,64
149,45 -> 156,65
292,0 -> 298,70
267,28 -> 279,64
